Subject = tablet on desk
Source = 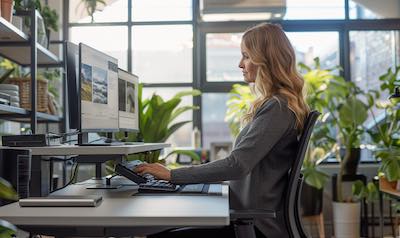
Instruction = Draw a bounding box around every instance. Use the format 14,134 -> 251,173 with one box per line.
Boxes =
19,195 -> 102,207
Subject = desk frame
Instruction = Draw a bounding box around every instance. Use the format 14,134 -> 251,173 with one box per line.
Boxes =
0,144 -> 169,196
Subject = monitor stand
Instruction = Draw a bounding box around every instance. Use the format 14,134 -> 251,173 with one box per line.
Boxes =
86,174 -> 122,189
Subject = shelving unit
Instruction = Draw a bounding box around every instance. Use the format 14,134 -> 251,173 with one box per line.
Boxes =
0,10 -> 65,133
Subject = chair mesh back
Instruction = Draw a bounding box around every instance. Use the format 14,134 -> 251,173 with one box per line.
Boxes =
285,110 -> 320,238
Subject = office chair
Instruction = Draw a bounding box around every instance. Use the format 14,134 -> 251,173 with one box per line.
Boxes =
230,110 -> 320,238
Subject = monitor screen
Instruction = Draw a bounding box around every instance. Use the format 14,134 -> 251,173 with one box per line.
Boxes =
118,69 -> 139,132
79,43 -> 119,132
66,42 -> 79,130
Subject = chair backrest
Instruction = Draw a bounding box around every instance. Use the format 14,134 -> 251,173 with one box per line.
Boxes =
284,110 -> 320,238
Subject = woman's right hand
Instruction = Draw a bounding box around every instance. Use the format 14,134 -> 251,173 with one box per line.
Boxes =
134,163 -> 171,181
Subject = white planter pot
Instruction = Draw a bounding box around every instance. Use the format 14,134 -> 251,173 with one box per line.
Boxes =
332,202 -> 360,238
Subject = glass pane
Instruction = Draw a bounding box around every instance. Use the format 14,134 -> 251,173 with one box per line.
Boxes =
284,0 -> 345,19
69,0 -> 128,23
202,93 -> 232,149
142,87 -> 194,147
350,0 -> 400,19
132,25 -> 193,83
201,0 -> 344,21
132,0 -> 192,22
350,31 -> 400,99
286,32 -> 340,70
206,32 -> 340,82
69,26 -> 128,70
206,33 -> 242,82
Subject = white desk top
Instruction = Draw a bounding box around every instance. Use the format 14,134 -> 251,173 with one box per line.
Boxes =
0,184 -> 230,227
0,143 -> 170,156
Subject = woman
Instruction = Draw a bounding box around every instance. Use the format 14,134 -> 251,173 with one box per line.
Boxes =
135,23 -> 310,238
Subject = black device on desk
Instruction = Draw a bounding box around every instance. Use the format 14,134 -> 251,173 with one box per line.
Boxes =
115,163 -> 178,192
115,162 -> 210,194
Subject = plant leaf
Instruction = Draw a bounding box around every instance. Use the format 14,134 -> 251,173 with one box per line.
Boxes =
0,177 -> 18,201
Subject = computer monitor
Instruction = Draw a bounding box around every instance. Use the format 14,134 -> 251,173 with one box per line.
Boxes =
118,69 -> 139,132
66,42 -> 79,130
78,43 -> 119,133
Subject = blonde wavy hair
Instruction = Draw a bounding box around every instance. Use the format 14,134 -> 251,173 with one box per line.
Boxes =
241,23 -> 310,131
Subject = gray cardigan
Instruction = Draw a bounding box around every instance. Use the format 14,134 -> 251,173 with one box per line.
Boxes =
171,97 -> 298,238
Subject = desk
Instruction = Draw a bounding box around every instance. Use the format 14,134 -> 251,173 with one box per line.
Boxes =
0,143 -> 170,197
0,183 -> 230,237
379,177 -> 400,237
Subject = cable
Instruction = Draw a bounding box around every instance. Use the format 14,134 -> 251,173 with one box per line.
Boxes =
50,160 -> 79,193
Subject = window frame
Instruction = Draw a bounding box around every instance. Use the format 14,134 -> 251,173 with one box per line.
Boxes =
66,0 -> 400,150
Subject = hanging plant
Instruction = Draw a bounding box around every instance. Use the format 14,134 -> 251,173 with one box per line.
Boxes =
78,0 -> 107,23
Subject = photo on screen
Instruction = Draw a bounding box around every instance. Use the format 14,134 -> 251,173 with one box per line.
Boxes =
81,63 -> 92,102
118,79 -> 126,111
92,66 -> 108,104
126,82 -> 135,113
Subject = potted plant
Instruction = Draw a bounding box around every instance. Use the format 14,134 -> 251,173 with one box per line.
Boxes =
324,72 -> 371,238
366,66 -> 400,189
0,177 -> 18,237
299,58 -> 335,218
14,0 -> 59,47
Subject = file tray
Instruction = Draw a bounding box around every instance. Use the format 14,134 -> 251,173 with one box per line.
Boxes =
19,195 -> 102,207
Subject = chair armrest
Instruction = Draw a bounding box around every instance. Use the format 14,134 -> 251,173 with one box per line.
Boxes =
230,209 -> 276,220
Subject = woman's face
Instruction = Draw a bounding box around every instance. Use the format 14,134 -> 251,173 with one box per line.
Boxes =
239,43 -> 257,83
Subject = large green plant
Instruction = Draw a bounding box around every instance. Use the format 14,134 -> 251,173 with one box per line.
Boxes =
366,66 -> 400,182
299,58 -> 336,189
115,84 -> 201,163
323,73 -> 370,202
0,177 -> 18,237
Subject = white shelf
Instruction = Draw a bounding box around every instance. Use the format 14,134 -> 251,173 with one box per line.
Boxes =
0,16 -> 61,66
0,104 -> 61,123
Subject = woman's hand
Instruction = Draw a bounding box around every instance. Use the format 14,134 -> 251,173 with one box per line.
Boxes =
134,163 -> 171,181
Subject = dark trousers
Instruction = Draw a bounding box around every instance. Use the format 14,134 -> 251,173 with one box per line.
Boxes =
147,224 -> 268,238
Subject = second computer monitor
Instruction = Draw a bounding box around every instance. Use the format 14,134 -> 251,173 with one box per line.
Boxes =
79,43 -> 119,132
118,69 -> 139,132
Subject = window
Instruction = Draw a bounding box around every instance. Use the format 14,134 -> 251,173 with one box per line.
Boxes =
70,26 -> 128,70
66,1 -> 400,152
284,0 -> 345,19
286,32 -> 340,69
350,31 -> 400,98
206,33 -> 242,82
350,0 -> 400,19
132,0 -> 192,22
202,93 -> 231,149
69,0 -> 128,23
132,25 -> 193,83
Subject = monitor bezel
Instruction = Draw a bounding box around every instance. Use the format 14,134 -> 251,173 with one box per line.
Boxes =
118,68 -> 140,133
78,43 -> 119,133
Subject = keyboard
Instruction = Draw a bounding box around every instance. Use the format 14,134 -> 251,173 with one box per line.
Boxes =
139,180 -> 178,192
